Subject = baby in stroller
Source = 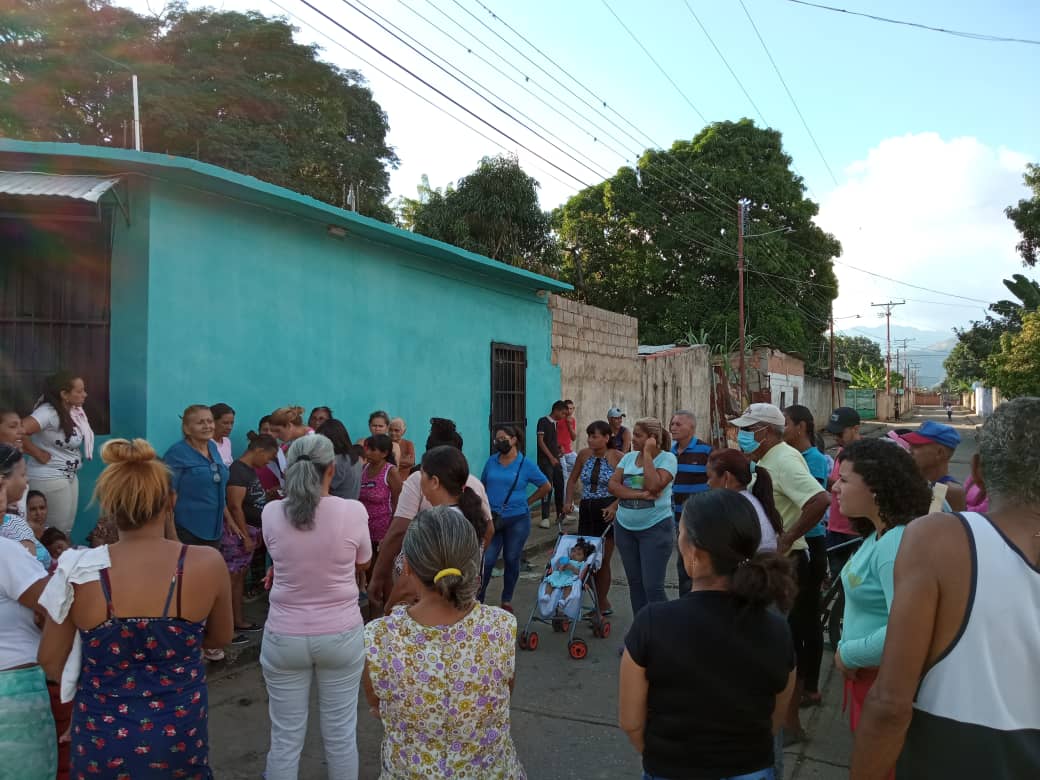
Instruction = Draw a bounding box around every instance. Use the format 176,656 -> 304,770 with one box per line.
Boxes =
538,538 -> 596,617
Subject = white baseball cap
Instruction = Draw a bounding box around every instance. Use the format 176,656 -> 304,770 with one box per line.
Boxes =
730,403 -> 785,428
607,407 -> 625,419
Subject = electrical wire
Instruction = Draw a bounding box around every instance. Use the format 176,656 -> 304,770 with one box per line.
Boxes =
737,0 -> 839,187
785,0 -> 1040,46
833,261 -> 992,303
600,0 -> 708,124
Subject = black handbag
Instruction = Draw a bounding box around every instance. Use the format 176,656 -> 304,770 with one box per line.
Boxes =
491,455 -> 524,533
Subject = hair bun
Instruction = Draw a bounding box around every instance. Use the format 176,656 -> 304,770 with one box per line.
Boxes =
101,438 -> 158,465
246,430 -> 260,443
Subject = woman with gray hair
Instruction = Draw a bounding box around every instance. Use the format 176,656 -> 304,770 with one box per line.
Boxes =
364,506 -> 524,778
260,434 -> 372,780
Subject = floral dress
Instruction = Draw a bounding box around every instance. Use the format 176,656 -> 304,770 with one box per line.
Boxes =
70,545 -> 211,779
364,604 -> 524,779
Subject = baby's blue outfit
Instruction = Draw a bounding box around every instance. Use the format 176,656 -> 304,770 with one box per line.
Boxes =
546,555 -> 581,588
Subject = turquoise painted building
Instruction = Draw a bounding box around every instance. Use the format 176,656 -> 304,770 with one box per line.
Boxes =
0,140 -> 570,541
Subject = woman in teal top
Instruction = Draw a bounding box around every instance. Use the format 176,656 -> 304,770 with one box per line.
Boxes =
608,417 -> 677,617
831,437 -> 931,731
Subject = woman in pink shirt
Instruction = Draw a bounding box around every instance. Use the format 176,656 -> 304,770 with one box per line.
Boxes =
260,434 -> 372,780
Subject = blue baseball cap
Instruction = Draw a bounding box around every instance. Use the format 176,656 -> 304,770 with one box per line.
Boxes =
902,421 -> 961,450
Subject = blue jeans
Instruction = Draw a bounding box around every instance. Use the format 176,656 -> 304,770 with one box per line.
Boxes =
614,516 -> 675,617
480,511 -> 531,604
643,770 -> 774,780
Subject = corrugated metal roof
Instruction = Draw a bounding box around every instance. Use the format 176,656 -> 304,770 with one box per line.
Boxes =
0,171 -> 120,203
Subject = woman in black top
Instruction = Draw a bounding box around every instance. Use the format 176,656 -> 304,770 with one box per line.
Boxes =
620,490 -> 797,780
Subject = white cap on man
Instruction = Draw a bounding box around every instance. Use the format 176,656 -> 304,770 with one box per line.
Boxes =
607,407 -> 625,419
730,403 -> 786,428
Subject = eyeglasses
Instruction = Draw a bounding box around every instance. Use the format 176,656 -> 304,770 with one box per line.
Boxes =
209,462 -> 222,484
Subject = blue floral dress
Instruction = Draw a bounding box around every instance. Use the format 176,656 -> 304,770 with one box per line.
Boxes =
70,545 -> 212,779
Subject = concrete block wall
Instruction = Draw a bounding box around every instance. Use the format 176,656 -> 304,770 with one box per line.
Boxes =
641,346 -> 713,431
549,295 -> 642,430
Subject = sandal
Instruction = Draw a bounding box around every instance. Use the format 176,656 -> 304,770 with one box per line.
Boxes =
500,603 -> 514,614
235,622 -> 263,633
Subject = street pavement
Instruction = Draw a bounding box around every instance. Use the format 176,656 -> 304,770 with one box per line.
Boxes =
206,405 -> 979,779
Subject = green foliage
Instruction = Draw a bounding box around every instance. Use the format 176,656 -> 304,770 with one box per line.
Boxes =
0,0 -> 398,220
987,310 -> 1040,397
554,120 -> 840,352
402,155 -> 559,275
848,359 -> 887,389
1005,163 -> 1040,267
832,335 -> 883,373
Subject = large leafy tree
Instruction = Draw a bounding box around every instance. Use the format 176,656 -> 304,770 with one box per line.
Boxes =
988,311 -> 1040,397
554,120 -> 840,351
402,155 -> 559,275
832,335 -> 883,373
0,0 -> 399,220
1006,163 -> 1040,267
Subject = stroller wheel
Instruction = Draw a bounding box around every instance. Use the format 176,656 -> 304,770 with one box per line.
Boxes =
568,639 -> 587,660
528,631 -> 539,651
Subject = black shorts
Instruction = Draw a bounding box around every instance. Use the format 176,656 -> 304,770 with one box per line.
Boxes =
175,525 -> 221,550
578,496 -> 615,539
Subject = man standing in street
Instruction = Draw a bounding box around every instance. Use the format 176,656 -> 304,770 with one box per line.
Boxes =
607,407 -> 631,453
732,403 -> 830,744
851,397 -> 1040,779
557,400 -> 578,499
669,410 -> 713,597
901,421 -> 966,512
824,406 -> 863,576
537,401 -> 567,529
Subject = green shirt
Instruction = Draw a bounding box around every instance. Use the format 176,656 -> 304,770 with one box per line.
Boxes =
838,525 -> 906,670
757,442 -> 824,553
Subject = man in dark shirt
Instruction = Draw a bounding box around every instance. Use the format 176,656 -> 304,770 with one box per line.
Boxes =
536,401 -> 567,528
669,410 -> 713,596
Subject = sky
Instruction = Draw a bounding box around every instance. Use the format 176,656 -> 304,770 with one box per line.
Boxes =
114,0 -> 1040,338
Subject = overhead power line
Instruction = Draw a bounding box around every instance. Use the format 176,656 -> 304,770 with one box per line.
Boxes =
785,0 -> 1040,46
833,261 -> 992,304
600,0 -> 708,124
737,0 -> 839,186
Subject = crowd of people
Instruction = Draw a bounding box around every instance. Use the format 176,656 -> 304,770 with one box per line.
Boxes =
0,368 -> 1036,780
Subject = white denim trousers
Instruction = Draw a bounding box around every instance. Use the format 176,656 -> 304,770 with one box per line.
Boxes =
260,625 -> 366,780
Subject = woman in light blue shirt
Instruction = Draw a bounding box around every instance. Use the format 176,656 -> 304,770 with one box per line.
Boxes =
608,417 -> 677,617
831,437 -> 930,732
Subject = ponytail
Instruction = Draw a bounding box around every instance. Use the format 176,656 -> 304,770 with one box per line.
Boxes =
749,465 -> 785,537
730,552 -> 797,611
457,486 -> 488,544
284,435 -> 334,530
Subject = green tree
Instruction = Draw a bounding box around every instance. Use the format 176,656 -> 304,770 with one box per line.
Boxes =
832,335 -> 883,373
988,310 -> 1040,397
403,155 -> 559,275
1006,163 -> 1040,267
848,359 -> 887,389
554,120 -> 840,351
0,0 -> 399,220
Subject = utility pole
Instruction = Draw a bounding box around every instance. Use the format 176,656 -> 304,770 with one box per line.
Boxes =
871,301 -> 905,393
829,310 -> 836,408
893,338 -> 915,389
131,74 -> 142,151
737,199 -> 747,403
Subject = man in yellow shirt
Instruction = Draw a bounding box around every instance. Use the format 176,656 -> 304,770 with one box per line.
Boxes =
731,403 -> 830,745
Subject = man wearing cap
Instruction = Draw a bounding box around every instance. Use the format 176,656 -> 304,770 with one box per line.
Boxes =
824,407 -> 863,576
901,421 -> 966,512
732,402 -> 830,742
607,407 -> 632,453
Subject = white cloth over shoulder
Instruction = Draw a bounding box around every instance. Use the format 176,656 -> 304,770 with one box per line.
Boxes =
39,545 -> 111,702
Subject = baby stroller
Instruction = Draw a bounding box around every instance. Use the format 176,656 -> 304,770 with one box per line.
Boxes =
518,523 -> 613,660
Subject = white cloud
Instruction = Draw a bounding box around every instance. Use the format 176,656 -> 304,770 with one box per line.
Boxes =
818,133 -> 1033,334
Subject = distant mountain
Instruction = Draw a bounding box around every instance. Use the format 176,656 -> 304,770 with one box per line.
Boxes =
838,324 -> 955,388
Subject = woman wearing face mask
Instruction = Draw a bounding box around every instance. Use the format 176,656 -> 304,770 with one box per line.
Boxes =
21,372 -> 93,536
608,418 -> 677,618
479,426 -> 551,612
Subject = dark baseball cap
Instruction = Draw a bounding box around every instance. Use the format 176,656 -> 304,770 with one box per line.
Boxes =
825,407 -> 861,434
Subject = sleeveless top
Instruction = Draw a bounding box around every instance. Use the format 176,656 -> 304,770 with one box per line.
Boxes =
359,461 -> 393,544
609,426 -> 629,452
72,545 -> 211,779
579,455 -> 615,501
898,512 -> 1040,777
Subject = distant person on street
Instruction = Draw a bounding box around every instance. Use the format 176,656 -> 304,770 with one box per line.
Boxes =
607,407 -> 632,453
901,421 -> 966,512
823,407 -> 863,576
556,400 -> 578,499
619,490 -> 796,780
851,397 -> 1040,779
831,439 -> 930,738
731,403 -> 829,745
608,417 -> 677,617
944,401 -> 953,421
536,401 -> 568,529
668,410 -> 713,597
364,507 -> 524,779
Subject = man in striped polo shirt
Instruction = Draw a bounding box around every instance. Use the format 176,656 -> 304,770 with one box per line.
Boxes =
669,410 -> 713,596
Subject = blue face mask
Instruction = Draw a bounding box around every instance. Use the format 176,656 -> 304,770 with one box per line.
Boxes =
737,429 -> 761,455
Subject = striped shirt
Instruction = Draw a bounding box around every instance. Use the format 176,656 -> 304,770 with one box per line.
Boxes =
671,437 -> 713,519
